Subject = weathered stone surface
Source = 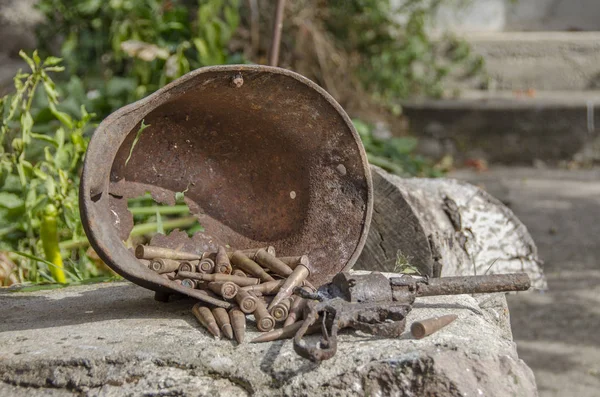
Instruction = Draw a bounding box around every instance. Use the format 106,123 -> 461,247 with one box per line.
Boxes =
357,166 -> 546,290
0,281 -> 536,396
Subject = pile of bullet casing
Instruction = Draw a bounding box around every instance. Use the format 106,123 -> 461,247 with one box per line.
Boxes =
135,244 -> 315,343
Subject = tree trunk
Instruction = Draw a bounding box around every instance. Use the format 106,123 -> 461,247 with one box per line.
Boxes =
356,166 -> 546,290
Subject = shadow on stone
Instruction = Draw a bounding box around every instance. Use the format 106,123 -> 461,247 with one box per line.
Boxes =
0,283 -> 198,333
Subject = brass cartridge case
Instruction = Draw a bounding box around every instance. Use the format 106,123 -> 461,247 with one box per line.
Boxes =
135,245 -> 201,261
241,279 -> 285,295
254,300 -> 275,332
229,307 -> 246,343
178,260 -> 199,273
208,281 -> 239,299
138,259 -> 151,267
411,314 -> 458,339
180,278 -> 197,289
192,303 -> 220,338
149,258 -> 181,274
176,271 -> 260,287
196,288 -> 221,300
254,249 -> 293,277
215,246 -> 233,274
268,264 -> 310,310
161,271 -> 177,280
213,307 -> 234,340
277,255 -> 310,269
198,258 -> 215,274
283,294 -> 308,327
234,289 -> 259,314
231,268 -> 247,277
229,246 -> 276,260
230,251 -> 274,282
270,297 -> 292,322
250,321 -> 321,343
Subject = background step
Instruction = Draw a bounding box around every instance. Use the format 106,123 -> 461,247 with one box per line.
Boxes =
404,90 -> 600,164
466,32 -> 600,91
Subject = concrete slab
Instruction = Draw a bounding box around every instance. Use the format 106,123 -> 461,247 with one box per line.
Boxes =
466,32 -> 600,91
404,90 -> 600,163
0,282 -> 536,396
450,167 -> 600,397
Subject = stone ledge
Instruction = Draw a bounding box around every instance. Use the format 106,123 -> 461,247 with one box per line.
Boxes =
0,281 -> 536,396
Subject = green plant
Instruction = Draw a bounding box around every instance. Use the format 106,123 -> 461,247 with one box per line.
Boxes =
353,119 -> 443,177
36,0 -> 243,120
325,0 -> 485,103
0,52 -> 199,286
0,51 -> 92,283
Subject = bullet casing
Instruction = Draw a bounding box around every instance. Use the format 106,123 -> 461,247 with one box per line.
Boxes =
235,289 -> 259,313
208,281 -> 239,299
135,245 -> 201,261
270,297 -> 292,322
241,279 -> 285,295
284,294 -> 308,327
229,246 -> 276,260
178,260 -> 199,273
254,249 -> 294,277
161,271 -> 177,280
229,307 -> 246,343
196,288 -> 221,300
149,258 -> 181,274
176,271 -> 260,287
181,278 -> 197,289
231,268 -> 247,277
201,251 -> 216,261
250,321 -> 321,343
212,307 -> 234,340
198,258 -> 215,274
215,246 -> 233,274
268,264 -> 310,310
192,303 -> 221,338
138,259 -> 151,267
254,300 -> 276,332
411,314 -> 458,339
230,251 -> 275,282
276,255 -> 310,269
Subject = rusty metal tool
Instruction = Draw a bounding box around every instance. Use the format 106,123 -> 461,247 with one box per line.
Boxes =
293,272 -> 531,362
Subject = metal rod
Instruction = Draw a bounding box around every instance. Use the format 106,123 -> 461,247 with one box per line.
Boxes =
269,0 -> 286,66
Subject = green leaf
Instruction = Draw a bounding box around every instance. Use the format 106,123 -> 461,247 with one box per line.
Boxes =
390,137 -> 418,154
43,66 -> 66,73
45,175 -> 56,197
125,120 -> 150,166
31,133 -> 58,146
20,111 -> 33,143
32,167 -> 49,181
19,51 -> 36,72
49,103 -> 74,129
12,251 -> 79,281
0,192 -> 24,209
42,56 -> 63,67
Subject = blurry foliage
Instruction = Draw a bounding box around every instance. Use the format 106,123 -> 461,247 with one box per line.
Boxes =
353,119 -> 442,177
276,0 -> 485,112
0,51 -> 95,285
36,0 -> 242,119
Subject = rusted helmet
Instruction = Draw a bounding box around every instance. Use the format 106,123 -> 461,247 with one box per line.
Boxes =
80,65 -> 372,298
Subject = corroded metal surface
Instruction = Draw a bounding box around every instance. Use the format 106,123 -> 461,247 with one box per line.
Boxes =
80,65 -> 372,301
293,271 -> 531,361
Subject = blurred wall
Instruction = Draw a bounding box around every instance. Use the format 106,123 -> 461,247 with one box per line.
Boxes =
392,0 -> 600,33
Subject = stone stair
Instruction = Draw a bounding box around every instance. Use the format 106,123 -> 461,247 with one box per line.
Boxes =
405,32 -> 600,164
